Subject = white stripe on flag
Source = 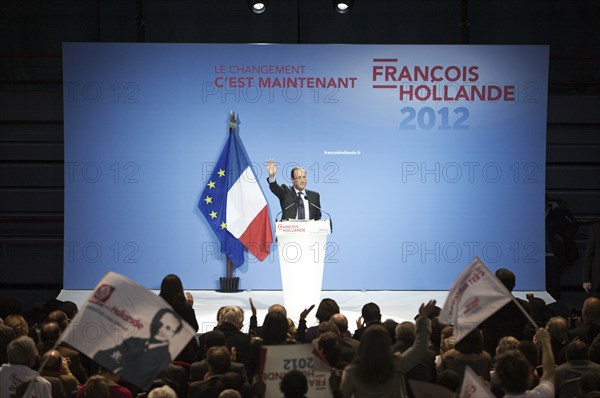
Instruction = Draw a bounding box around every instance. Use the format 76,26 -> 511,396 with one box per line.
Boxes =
227,165 -> 268,238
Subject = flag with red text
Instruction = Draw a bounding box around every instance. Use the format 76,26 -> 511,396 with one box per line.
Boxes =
439,257 -> 513,343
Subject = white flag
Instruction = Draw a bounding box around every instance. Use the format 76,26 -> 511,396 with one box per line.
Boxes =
459,366 -> 495,398
439,257 -> 513,343
59,272 -> 195,389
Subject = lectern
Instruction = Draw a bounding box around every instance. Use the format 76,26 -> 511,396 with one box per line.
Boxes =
275,220 -> 332,321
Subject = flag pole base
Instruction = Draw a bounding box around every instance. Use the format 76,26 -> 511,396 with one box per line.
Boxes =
217,277 -> 241,293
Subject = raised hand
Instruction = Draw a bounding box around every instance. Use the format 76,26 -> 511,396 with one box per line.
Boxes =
265,159 -> 278,179
418,300 -> 437,319
300,304 -> 315,321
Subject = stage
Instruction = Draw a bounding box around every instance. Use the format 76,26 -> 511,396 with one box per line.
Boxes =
57,289 -> 554,334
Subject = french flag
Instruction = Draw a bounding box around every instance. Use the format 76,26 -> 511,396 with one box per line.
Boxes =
199,118 -> 273,267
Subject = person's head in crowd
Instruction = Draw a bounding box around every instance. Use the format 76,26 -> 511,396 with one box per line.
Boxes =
580,370 -> 600,397
315,299 -> 340,323
159,274 -> 187,308
47,310 -> 69,331
361,302 -> 381,325
261,311 -> 289,344
495,268 -> 516,292
494,349 -> 533,395
317,332 -> 342,367
280,369 -> 308,398
439,325 -> 454,354
436,369 -> 461,393
150,308 -> 183,345
84,375 -> 110,398
40,321 -> 61,343
268,304 -> 287,318
41,349 -> 63,372
496,336 -> 520,356
218,372 -> 246,393
382,319 -> 398,342
148,384 -> 177,398
393,321 -> 416,352
207,346 -> 231,376
455,328 -> 485,354
565,338 -> 588,361
219,389 -> 242,398
330,313 -> 350,335
216,306 -> 227,322
4,314 -> 29,337
582,297 -> 600,324
7,335 -> 37,367
218,306 -> 245,330
546,316 -> 569,343
354,325 -> 393,384
317,321 -> 339,337
517,340 -> 539,368
58,301 -> 79,321
203,330 -> 227,350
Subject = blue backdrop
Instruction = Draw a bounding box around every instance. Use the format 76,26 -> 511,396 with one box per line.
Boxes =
63,44 -> 548,290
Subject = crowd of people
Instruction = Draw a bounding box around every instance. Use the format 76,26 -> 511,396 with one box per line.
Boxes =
2,269 -> 600,398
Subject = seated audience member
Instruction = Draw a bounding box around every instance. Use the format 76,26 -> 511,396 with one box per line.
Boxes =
40,349 -> 80,397
189,346 -> 249,398
248,299 -> 287,337
441,328 -> 491,382
191,330 -> 247,383
480,268 -> 530,357
4,314 -> 30,337
555,339 -> 600,398
382,319 -> 399,343
568,297 -> 600,343
147,384 -> 177,398
546,315 -> 569,365
280,369 -> 308,398
58,301 -> 79,322
297,298 -> 340,343
495,336 -> 520,356
353,302 -> 382,341
81,375 -> 109,398
75,368 -> 132,398
47,310 -> 70,332
335,300 -> 437,398
494,328 -> 555,397
219,388 -> 242,398
330,313 -> 359,364
38,320 -> 88,383
580,370 -> 600,397
392,321 -> 436,384
0,335 -> 52,398
317,332 -> 348,369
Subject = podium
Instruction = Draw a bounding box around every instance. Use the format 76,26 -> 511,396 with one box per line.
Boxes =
276,220 -> 332,321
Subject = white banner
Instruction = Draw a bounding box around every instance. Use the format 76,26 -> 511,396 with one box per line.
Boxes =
60,272 -> 195,389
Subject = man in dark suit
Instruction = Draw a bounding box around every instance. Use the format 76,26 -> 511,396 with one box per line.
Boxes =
583,223 -> 600,293
266,160 -> 321,220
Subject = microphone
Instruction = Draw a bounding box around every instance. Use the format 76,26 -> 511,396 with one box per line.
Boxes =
276,202 -> 296,222
308,201 -> 333,233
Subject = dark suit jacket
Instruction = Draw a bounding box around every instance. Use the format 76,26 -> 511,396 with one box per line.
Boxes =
268,180 -> 321,220
583,223 -> 600,291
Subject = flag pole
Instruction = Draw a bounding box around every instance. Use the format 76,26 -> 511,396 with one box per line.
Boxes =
218,112 -> 240,293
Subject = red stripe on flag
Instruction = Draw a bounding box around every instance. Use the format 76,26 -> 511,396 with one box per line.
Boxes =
238,205 -> 273,261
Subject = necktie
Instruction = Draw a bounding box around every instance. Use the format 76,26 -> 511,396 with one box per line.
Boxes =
297,192 -> 305,219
